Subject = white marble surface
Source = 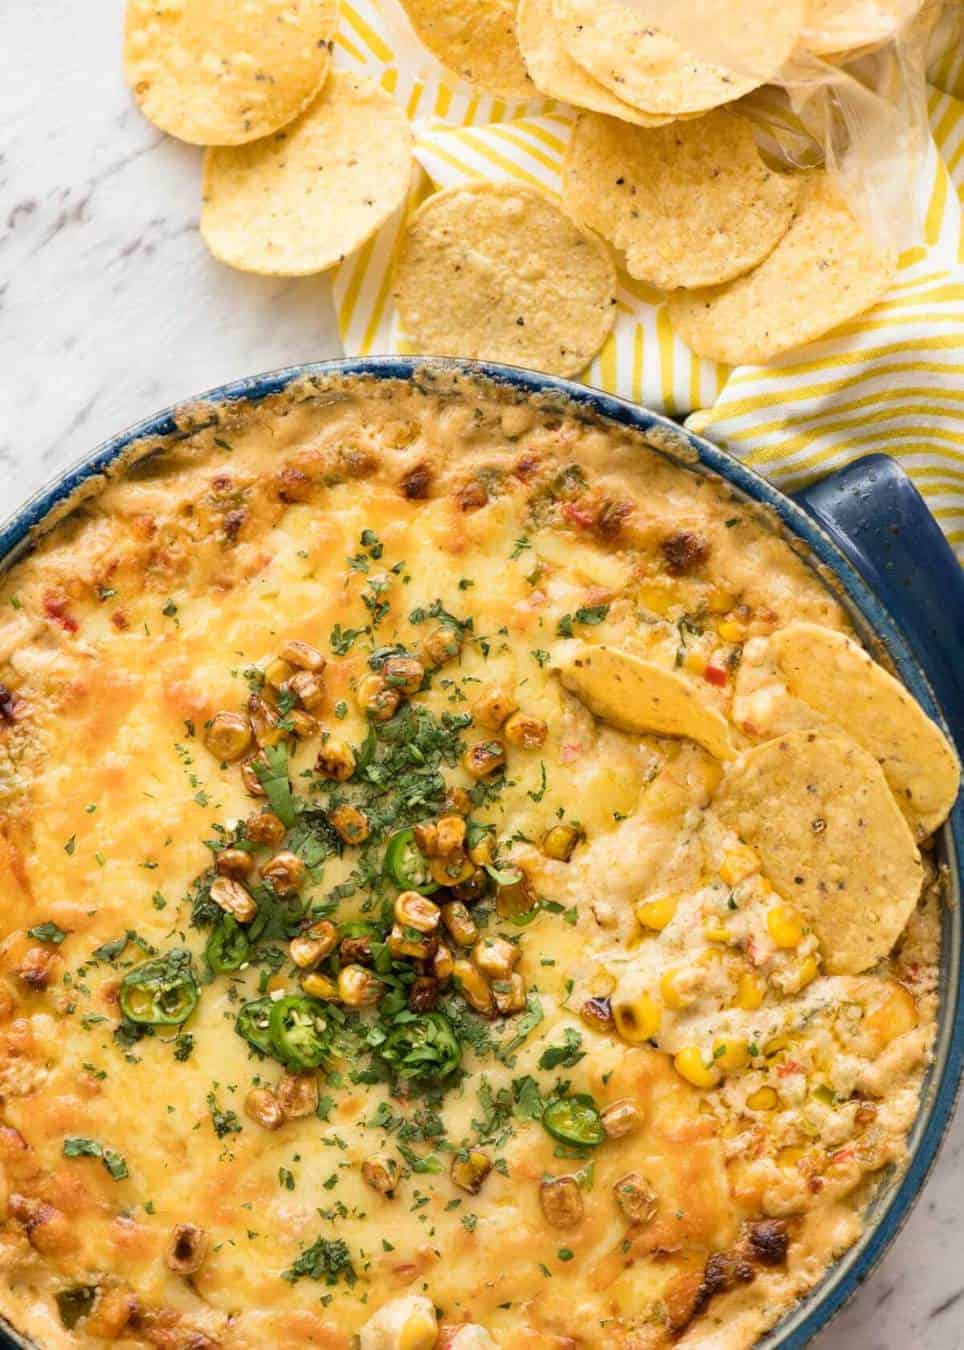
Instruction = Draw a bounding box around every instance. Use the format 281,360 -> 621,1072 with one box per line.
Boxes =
1,4 -> 962,1347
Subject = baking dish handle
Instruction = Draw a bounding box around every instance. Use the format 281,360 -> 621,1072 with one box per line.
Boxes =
792,454 -> 964,753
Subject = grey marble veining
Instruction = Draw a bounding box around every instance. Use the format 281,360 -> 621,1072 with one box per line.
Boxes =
1,4 -> 962,1348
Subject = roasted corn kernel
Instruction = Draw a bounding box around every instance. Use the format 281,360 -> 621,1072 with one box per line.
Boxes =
503,712 -> 548,749
287,709 -> 318,739
601,1100 -> 643,1139
674,1045 -> 721,1089
613,1172 -> 658,1224
421,624 -> 462,667
388,924 -> 437,961
467,830 -> 495,866
277,1072 -> 319,1119
453,959 -> 494,1016
265,657 -> 295,689
280,639 -> 326,672
245,1087 -> 284,1130
472,935 -> 519,980
165,1223 -> 209,1275
612,988 -> 662,1044
429,852 -> 476,887
289,920 -> 338,970
492,971 -> 527,1016
329,804 -> 370,846
210,876 -> 257,924
286,669 -> 326,711
441,901 -> 478,947
248,693 -> 286,748
450,1149 -> 492,1194
216,847 -> 255,880
315,736 -> 355,782
205,711 -> 253,762
355,672 -> 400,722
413,820 -> 439,856
395,891 -> 441,935
542,824 -> 583,862
435,814 -> 467,855
473,685 -> 518,729
463,740 -> 507,779
338,964 -> 384,1007
408,976 -> 440,1012
301,972 -> 338,1000
382,655 -> 425,695
362,1152 -> 400,1195
539,1175 -> 584,1228
260,851 -> 304,895
241,753 -> 269,798
433,943 -> 455,983
245,809 -> 286,846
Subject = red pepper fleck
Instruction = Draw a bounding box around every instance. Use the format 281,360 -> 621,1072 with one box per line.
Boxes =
704,663 -> 728,687
43,591 -> 78,633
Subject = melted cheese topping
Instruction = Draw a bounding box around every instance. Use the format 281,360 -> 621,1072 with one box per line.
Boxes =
0,374 -> 939,1350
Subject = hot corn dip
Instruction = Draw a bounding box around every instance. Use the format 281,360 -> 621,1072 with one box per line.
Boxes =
0,372 -> 956,1350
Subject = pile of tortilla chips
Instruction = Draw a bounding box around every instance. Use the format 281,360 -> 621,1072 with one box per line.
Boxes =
123,0 -> 936,372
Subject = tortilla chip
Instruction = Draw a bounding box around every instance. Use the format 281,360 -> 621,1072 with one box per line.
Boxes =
563,109 -> 799,289
772,623 -> 960,837
399,0 -> 535,100
553,0 -> 802,116
802,0 -> 920,55
516,0 -> 673,125
392,183 -> 616,377
200,74 -> 412,276
123,0 -> 337,146
558,644 -> 736,760
714,732 -> 923,974
668,172 -> 897,365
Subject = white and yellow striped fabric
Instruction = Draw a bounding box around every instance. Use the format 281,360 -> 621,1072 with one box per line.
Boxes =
331,0 -> 964,551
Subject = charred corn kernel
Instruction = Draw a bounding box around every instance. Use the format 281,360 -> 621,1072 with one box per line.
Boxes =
703,921 -> 730,944
492,971 -> 527,1016
244,1086 -> 284,1130
719,843 -> 760,887
467,830 -> 495,866
716,619 -> 747,643
706,587 -> 736,615
712,1037 -> 749,1072
472,935 -> 519,980
635,893 -> 679,931
601,1100 -> 643,1139
441,901 -> 478,947
301,972 -> 337,1000
422,624 -> 463,667
260,851 -> 304,895
444,784 -> 471,816
734,972 -> 765,1011
290,920 -> 338,970
432,943 -> 455,983
453,959 -> 494,1016
205,711 -> 252,762
659,967 -> 694,1012
638,584 -> 673,616
245,810 -> 286,846
866,982 -> 918,1047
315,736 -> 355,782
362,1152 -> 400,1195
382,655 -> 425,696
241,753 -> 268,798
613,1171 -> 658,1223
413,821 -> 439,856
248,694 -> 286,747
539,1175 -> 584,1228
542,823 -> 583,862
209,876 -> 257,923
503,712 -> 548,749
797,955 -> 820,989
766,904 -> 804,948
329,804 -> 370,846
777,1145 -> 806,1169
165,1223 -> 209,1275
429,852 -> 476,887
763,1034 -> 789,1057
216,847 -> 255,880
265,657 -> 295,688
473,685 -> 518,730
338,965 -> 383,1007
286,669 -> 326,711
463,739 -> 507,779
277,1071 -> 319,1119
356,672 -> 400,722
450,1149 -> 492,1194
388,924 -> 437,961
287,709 -> 318,739
394,891 -> 441,934
280,639 -> 325,672
746,1085 -> 779,1111
435,814 -> 466,855
674,1046 -> 721,1089
612,989 -> 662,1044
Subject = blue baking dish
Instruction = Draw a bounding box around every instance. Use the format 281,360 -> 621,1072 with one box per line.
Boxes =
0,357 -> 961,1349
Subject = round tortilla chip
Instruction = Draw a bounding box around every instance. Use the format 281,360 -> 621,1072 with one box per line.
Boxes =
668,172 -> 897,365
563,109 -> 799,289
200,74 -> 413,276
552,0 -> 799,115
772,623 -> 960,837
123,0 -> 338,146
516,0 -> 673,125
399,0 -> 535,100
714,731 -> 923,975
802,0 -> 920,55
558,644 -> 736,760
392,184 -> 616,377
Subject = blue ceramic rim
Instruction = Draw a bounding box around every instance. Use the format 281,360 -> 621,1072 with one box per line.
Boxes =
1,356 -> 960,1350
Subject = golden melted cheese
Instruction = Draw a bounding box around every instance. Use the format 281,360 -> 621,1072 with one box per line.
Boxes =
0,374 -> 939,1350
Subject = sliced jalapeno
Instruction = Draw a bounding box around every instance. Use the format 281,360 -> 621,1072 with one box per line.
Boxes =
268,994 -> 332,1070
384,827 -> 439,894
542,1095 -> 605,1148
205,916 -> 250,974
236,997 -> 275,1056
119,951 -> 198,1027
